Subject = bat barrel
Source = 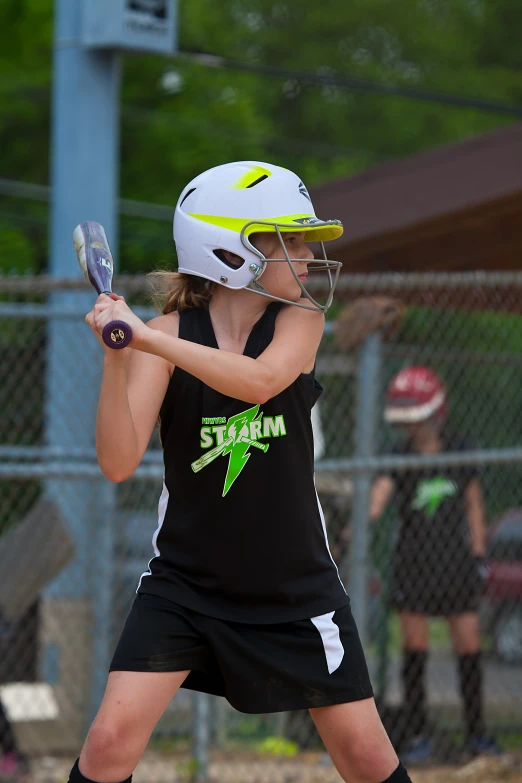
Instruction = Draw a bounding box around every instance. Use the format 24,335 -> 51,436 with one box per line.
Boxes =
74,222 -> 132,350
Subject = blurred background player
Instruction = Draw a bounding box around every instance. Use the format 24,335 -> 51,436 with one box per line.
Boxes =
369,365 -> 500,764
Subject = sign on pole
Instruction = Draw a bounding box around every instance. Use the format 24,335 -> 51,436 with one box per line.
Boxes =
82,0 -> 177,54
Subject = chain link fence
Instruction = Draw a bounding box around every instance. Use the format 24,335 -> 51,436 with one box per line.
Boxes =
1,273 -> 522,780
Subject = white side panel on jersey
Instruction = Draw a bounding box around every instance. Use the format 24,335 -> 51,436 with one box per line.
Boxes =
314,480 -> 347,594
137,480 -> 169,591
311,402 -> 325,461
311,611 -> 344,674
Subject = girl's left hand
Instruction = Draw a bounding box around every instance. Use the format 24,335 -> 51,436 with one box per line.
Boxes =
87,293 -> 150,349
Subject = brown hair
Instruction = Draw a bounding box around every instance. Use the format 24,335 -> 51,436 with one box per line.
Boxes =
147,270 -> 214,314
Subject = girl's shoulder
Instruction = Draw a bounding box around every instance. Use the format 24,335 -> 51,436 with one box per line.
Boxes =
146,310 -> 180,338
274,301 -> 325,329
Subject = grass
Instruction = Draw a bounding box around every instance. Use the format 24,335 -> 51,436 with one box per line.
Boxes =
367,614 -> 455,657
368,612 -> 495,656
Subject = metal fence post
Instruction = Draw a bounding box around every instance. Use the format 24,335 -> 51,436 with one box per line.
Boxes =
191,691 -> 210,782
44,0 -> 121,736
345,332 -> 382,649
213,696 -> 227,749
88,481 -> 116,723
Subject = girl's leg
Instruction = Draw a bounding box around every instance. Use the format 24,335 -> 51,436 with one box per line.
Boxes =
399,612 -> 429,739
72,669 -> 189,783
447,613 -> 484,741
447,612 -> 481,655
310,699 -> 411,783
399,612 -> 429,650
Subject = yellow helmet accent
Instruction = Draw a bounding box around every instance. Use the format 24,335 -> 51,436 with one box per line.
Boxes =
232,165 -> 273,189
189,213 -> 343,242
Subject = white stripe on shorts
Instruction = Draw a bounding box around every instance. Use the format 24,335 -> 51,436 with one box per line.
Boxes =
311,611 -> 344,674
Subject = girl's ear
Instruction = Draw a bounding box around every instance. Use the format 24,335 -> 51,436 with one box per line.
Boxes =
217,250 -> 245,269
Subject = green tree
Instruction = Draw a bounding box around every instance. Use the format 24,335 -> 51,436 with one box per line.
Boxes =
1,0 -> 521,273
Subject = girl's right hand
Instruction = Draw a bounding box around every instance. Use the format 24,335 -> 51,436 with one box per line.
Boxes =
85,293 -> 130,354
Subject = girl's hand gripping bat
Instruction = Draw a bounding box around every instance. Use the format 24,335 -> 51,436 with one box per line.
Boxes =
73,221 -> 133,349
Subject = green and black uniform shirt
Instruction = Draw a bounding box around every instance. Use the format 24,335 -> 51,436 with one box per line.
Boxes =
138,302 -> 349,623
385,435 -> 482,614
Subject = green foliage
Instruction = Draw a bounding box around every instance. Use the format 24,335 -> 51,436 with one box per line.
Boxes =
1,0 -> 521,273
0,0 -> 53,184
0,224 -> 36,273
257,735 -> 299,757
173,757 -> 200,782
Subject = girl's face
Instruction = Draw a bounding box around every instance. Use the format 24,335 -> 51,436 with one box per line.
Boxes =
401,418 -> 441,446
251,231 -> 314,304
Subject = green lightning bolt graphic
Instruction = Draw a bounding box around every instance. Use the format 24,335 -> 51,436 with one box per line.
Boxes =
412,476 -> 458,518
191,404 -> 271,494
221,405 -> 266,496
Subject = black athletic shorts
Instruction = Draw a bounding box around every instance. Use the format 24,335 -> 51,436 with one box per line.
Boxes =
110,593 -> 374,714
390,551 -> 482,616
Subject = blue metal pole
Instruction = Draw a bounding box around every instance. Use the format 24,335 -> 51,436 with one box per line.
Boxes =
345,332 -> 382,649
44,0 -> 121,733
192,692 -> 210,782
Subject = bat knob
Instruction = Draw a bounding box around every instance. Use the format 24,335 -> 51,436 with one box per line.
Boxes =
102,320 -> 133,350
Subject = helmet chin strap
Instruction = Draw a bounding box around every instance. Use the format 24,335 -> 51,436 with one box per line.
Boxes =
240,223 -> 341,313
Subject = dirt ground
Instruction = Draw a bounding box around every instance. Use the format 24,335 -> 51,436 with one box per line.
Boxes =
22,751 -> 522,783
408,755 -> 522,783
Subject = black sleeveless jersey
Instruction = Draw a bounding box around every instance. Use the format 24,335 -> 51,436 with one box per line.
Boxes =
138,302 -> 348,623
388,434 -> 479,565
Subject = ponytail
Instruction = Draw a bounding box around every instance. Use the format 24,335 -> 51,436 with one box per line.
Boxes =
147,271 -> 214,314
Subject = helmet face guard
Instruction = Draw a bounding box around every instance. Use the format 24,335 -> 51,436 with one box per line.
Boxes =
241,220 -> 343,313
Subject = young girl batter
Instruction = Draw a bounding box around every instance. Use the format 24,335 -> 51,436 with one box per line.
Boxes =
70,161 -> 412,783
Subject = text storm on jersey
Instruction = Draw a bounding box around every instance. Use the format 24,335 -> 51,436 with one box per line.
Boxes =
191,405 -> 286,496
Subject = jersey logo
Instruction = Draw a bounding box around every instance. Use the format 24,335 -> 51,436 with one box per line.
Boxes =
411,476 -> 458,518
192,405 -> 286,496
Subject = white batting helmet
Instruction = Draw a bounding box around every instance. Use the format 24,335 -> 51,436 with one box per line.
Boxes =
173,161 -> 343,312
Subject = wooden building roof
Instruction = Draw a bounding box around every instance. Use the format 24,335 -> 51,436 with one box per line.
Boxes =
310,122 -> 522,274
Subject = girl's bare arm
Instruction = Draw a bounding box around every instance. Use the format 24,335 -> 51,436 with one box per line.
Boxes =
369,476 -> 395,521
95,318 -> 177,482
133,304 -> 325,404
465,478 -> 487,557
90,295 -> 322,480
